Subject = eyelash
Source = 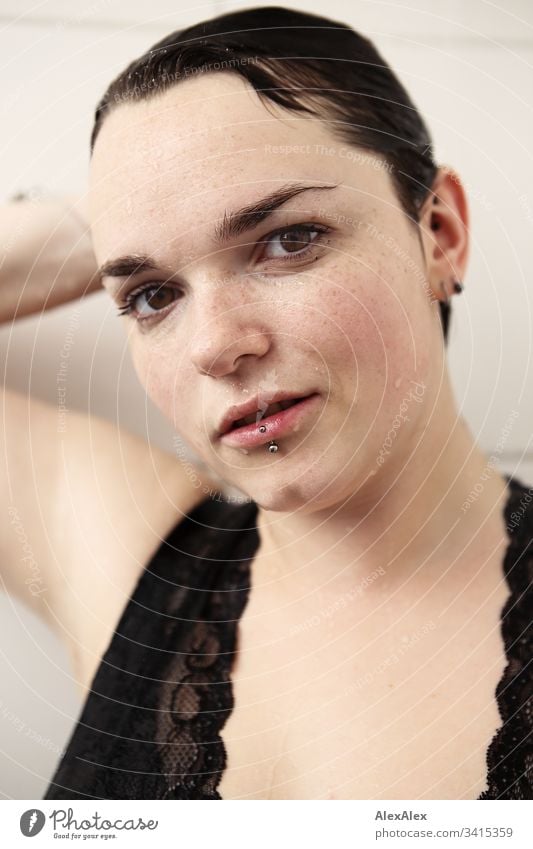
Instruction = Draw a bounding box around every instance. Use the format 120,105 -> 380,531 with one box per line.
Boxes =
115,222 -> 331,321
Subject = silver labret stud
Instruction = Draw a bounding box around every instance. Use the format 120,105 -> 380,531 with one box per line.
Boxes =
268,441 -> 279,453
259,425 -> 266,433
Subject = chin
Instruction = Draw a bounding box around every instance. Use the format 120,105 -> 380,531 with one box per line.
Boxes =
244,456 -> 373,514
243,475 -> 334,514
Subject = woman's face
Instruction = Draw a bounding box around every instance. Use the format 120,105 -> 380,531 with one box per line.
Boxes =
89,72 -> 445,512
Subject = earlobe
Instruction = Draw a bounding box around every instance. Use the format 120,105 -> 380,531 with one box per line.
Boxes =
437,278 -> 465,305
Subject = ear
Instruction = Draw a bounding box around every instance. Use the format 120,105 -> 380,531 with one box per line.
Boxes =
417,165 -> 470,304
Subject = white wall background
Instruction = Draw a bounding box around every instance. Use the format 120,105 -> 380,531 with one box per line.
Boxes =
0,0 -> 532,799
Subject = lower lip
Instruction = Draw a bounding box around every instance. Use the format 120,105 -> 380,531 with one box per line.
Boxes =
219,393 -> 320,448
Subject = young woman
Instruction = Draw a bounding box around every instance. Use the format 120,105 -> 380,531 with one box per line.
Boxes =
2,6 -> 531,801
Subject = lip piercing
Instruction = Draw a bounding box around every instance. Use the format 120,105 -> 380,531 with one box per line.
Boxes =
257,423 -> 278,451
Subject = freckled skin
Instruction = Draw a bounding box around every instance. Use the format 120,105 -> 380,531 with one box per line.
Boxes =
89,71 -> 464,514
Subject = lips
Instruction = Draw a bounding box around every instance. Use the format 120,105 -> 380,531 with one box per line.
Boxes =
217,390 -> 317,438
231,397 -> 302,430
218,392 -> 320,449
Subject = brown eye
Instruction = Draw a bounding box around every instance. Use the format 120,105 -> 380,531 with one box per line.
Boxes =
259,224 -> 328,262
139,286 -> 176,314
117,284 -> 182,320
278,228 -> 313,253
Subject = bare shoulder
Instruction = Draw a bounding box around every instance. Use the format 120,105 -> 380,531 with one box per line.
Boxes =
48,406 -> 223,696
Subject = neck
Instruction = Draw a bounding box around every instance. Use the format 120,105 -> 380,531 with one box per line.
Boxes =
253,371 -> 510,600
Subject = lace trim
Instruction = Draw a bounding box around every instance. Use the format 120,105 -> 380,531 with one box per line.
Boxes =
43,494 -> 258,800
160,479 -> 533,800
477,476 -> 533,799
43,480 -> 532,800
155,497 -> 257,800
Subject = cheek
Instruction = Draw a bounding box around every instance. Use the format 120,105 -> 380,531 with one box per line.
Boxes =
128,333 -> 190,425
314,262 -> 433,396
130,335 -> 213,457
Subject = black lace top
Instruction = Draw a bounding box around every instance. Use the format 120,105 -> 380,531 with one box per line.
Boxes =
43,474 -> 533,800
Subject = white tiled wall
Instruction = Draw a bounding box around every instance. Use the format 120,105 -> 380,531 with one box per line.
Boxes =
0,1 -> 532,799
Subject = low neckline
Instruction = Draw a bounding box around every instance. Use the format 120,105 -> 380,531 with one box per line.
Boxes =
43,473 -> 532,800
212,473 -> 531,800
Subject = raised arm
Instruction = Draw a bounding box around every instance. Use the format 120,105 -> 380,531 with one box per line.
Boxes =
0,192 -> 223,673
0,190 -> 103,629
0,191 -> 101,323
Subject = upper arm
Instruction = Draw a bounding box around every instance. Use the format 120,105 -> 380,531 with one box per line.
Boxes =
0,385 -> 224,655
1,386 -> 67,628
51,403 -> 225,683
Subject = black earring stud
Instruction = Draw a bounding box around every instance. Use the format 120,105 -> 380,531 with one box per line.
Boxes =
440,280 -> 464,303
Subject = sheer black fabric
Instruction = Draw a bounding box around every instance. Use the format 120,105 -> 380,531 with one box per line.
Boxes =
478,475 -> 533,799
43,475 -> 532,800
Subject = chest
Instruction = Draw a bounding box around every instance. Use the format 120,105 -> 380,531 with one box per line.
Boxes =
216,570 -> 510,800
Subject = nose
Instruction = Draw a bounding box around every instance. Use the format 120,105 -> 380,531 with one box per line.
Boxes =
190,293 -> 271,378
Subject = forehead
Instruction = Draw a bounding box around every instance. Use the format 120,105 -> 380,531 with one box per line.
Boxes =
89,71 -> 392,257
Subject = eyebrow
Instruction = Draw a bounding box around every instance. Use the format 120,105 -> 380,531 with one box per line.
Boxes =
213,181 -> 338,244
97,182 -> 338,283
